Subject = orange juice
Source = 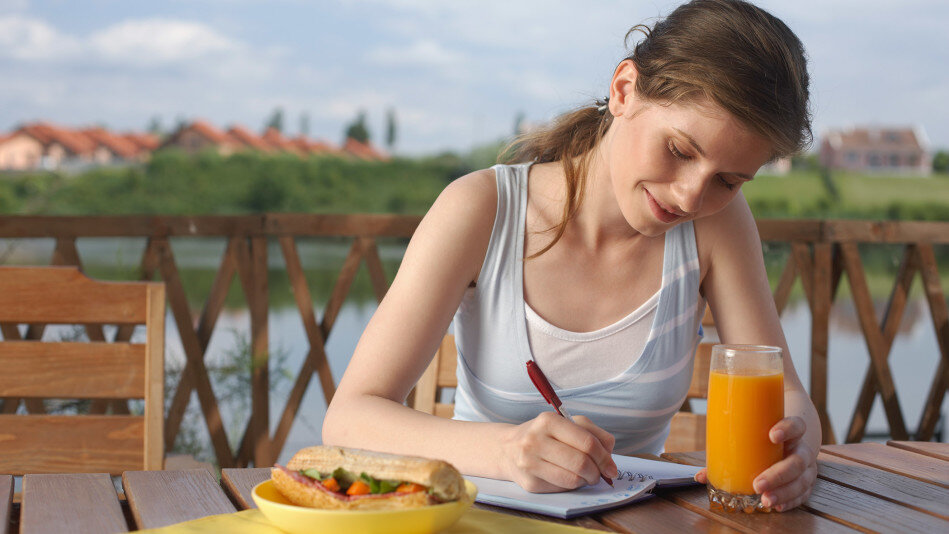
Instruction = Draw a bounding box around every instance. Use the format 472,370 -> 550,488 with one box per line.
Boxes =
706,370 -> 784,495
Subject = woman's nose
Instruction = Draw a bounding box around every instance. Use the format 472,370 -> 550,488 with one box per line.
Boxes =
670,173 -> 708,215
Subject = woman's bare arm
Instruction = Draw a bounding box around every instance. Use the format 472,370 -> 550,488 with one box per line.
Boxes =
697,193 -> 821,511
322,169 -> 617,489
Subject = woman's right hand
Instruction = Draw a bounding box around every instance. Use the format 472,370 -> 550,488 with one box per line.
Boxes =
499,411 -> 618,493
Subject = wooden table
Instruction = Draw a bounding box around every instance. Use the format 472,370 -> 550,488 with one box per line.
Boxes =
3,441 -> 947,533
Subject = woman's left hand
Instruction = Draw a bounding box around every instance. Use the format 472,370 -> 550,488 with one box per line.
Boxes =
694,416 -> 818,511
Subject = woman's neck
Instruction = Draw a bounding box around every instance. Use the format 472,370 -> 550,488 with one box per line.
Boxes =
562,136 -> 643,251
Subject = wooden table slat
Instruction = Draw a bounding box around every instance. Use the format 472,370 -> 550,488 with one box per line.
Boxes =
822,442 -> 949,488
21,473 -> 127,533
817,452 -> 949,519
220,467 -> 271,510
0,475 -> 11,534
122,469 -> 236,530
665,486 -> 855,534
887,440 -> 949,462
600,494 -> 743,534
804,477 -> 949,533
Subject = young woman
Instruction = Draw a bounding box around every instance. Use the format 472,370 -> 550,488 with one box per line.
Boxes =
324,0 -> 821,512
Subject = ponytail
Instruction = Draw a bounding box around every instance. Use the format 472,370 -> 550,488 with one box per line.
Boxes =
500,104 -> 612,259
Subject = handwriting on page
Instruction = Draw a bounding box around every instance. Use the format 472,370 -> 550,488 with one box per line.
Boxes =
617,471 -> 654,482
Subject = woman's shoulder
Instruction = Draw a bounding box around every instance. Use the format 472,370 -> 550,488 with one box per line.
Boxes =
412,167 -> 499,286
432,167 -> 498,223
693,192 -> 759,278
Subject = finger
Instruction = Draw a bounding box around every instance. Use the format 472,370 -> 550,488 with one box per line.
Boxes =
775,487 -> 813,512
545,415 -> 617,479
694,468 -> 707,484
762,463 -> 816,510
769,416 -> 806,444
533,434 -> 603,487
572,415 -> 616,452
570,416 -> 618,476
753,448 -> 811,495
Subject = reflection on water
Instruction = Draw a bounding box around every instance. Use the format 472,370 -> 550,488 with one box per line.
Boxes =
2,237 -> 946,464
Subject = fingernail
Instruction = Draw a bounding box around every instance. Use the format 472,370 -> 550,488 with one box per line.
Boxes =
754,479 -> 768,493
761,495 -> 772,507
773,430 -> 785,442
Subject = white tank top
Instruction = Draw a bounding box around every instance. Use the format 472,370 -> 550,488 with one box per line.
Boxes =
525,291 -> 658,389
451,163 -> 705,455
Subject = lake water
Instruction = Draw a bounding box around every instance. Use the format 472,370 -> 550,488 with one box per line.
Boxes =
2,237 -> 946,465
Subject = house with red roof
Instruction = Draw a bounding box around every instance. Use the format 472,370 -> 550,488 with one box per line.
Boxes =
17,122 -> 98,170
290,136 -> 337,156
227,125 -> 272,152
342,137 -> 388,161
1,122 -> 160,171
820,126 -> 932,175
162,120 -> 242,156
261,127 -> 304,155
122,132 -> 161,153
0,130 -> 44,170
80,127 -> 143,163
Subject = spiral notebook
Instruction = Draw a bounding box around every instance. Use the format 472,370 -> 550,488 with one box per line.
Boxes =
464,455 -> 701,519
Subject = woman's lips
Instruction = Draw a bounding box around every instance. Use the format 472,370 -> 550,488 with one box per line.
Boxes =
645,190 -> 682,223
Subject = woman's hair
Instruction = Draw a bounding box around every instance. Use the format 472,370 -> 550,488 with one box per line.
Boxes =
503,0 -> 811,258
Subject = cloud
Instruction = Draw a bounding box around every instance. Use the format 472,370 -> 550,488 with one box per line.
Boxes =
368,39 -> 463,67
0,0 -> 30,13
88,18 -> 238,66
0,15 -> 80,60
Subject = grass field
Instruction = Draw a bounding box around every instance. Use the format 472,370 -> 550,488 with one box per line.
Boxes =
745,170 -> 949,220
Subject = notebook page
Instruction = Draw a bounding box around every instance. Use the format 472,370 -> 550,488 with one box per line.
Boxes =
465,455 -> 700,518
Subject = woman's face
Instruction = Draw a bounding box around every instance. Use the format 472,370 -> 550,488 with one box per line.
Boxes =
604,72 -> 773,236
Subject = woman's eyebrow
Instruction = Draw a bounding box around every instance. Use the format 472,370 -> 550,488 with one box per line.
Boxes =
672,127 -> 707,157
672,127 -> 754,180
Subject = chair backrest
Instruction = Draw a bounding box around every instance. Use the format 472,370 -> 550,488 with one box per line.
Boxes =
413,307 -> 715,452
410,334 -> 458,419
0,266 -> 165,475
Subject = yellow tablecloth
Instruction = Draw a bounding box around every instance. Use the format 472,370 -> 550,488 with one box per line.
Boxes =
136,507 -> 603,533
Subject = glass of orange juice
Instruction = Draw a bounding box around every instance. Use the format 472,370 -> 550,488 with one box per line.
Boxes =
706,344 -> 784,513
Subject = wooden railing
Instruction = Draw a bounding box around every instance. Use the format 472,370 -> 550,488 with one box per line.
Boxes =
0,215 -> 946,467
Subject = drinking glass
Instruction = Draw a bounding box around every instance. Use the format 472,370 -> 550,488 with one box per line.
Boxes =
706,344 -> 784,513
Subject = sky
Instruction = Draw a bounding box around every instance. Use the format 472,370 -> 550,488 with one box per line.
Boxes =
1,0 -> 947,156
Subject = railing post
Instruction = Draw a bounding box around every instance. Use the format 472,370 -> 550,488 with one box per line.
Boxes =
250,230 -> 271,467
811,242 -> 836,444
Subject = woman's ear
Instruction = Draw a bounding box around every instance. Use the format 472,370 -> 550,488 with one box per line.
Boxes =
609,59 -> 640,117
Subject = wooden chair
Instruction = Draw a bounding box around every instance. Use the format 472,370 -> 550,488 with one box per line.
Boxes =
412,308 -> 716,452
0,266 -> 165,475
410,334 -> 458,419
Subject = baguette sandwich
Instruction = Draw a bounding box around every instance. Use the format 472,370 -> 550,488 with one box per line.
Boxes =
271,445 -> 467,511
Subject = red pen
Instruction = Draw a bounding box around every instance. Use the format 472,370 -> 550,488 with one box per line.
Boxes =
526,360 -> 614,487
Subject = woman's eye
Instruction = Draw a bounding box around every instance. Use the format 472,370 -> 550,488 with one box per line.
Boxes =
718,175 -> 737,191
668,141 -> 692,161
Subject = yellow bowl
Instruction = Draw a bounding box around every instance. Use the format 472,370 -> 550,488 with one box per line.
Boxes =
252,479 -> 477,534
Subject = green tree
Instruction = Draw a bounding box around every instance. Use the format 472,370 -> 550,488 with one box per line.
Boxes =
344,110 -> 370,143
146,116 -> 163,136
299,112 -> 310,137
385,108 -> 397,150
513,111 -> 525,136
265,107 -> 285,133
933,150 -> 949,174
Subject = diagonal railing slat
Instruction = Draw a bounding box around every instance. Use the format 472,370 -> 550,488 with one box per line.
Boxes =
847,245 -> 919,442
839,242 -> 909,440
154,237 -> 234,467
916,243 -> 949,440
1,215 -> 946,464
